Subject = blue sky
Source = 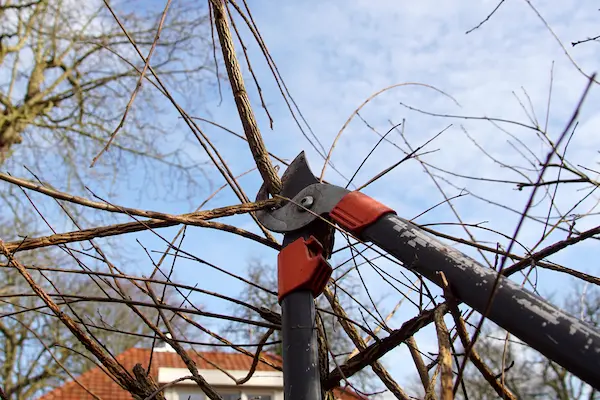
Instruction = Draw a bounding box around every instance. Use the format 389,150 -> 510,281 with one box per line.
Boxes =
3,0 -> 600,397
159,0 -> 600,393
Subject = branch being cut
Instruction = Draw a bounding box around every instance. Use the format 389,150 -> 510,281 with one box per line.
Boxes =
209,0 -> 282,195
4,199 -> 281,253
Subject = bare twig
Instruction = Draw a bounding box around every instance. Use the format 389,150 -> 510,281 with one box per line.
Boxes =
466,0 -> 506,34
92,0 -> 173,166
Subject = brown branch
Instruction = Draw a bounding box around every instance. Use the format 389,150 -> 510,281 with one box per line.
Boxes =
406,336 -> 431,393
235,327 -> 275,385
143,376 -> 194,400
209,0 -> 281,195
433,307 -> 452,400
503,224 -> 600,278
439,271 -> 518,400
323,287 -> 410,400
449,305 -> 517,400
0,172 -> 277,222
92,0 -> 172,166
4,199 -> 281,253
516,178 -> 596,190
323,303 -> 447,391
0,242 -> 165,400
466,0 -> 506,34
572,34 -> 600,47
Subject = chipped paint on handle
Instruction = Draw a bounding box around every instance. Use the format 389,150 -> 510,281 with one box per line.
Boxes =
362,214 -> 600,389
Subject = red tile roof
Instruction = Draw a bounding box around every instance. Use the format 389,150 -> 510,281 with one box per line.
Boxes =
37,348 -> 365,400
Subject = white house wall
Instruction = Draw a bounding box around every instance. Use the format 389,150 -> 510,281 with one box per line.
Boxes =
159,367 -> 284,400
158,367 -> 284,388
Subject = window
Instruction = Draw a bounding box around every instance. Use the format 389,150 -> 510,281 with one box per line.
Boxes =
218,393 -> 241,400
247,395 -> 272,400
173,388 -> 275,400
176,388 -> 205,400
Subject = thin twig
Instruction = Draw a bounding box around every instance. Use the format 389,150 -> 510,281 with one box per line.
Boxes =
466,0 -> 506,34
92,0 -> 173,166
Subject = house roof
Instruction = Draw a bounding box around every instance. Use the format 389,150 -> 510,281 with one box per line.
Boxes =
37,348 -> 365,400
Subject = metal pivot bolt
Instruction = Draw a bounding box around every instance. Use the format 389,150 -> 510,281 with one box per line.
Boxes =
298,196 -> 314,212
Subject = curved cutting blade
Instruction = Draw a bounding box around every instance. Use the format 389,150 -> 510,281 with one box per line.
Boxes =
256,151 -> 318,203
256,151 -> 319,231
279,151 -> 319,200
256,152 -> 350,233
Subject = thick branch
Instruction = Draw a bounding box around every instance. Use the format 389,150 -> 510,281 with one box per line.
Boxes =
209,0 -> 281,195
323,303 -> 446,391
4,199 -> 280,253
323,287 -> 410,400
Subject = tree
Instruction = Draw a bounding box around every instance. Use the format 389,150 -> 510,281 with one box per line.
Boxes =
1,1 -> 600,400
0,0 -> 212,207
0,0 -> 214,397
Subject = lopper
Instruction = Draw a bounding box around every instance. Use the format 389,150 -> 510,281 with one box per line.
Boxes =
256,151 -> 600,400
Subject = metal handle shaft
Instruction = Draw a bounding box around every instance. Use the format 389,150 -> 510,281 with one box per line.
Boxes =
282,290 -> 322,400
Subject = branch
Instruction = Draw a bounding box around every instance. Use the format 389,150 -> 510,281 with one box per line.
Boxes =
433,307 -> 452,400
448,305 -> 517,400
0,243 -> 165,400
406,337 -> 431,393
0,172 -> 278,223
323,287 -> 410,400
0,1 -> 42,10
209,0 -> 281,195
3,199 -> 281,253
572,34 -> 600,47
323,303 -> 447,391
503,224 -> 600,278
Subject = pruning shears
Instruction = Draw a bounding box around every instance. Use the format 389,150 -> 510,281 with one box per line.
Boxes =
256,152 -> 600,400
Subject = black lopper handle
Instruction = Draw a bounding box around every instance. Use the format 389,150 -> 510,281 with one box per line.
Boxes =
281,290 -> 321,400
360,213 -> 600,389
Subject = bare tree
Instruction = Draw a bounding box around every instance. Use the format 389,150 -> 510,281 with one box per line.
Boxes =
0,0 -> 213,207
1,1 -> 600,400
0,1 -> 214,397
